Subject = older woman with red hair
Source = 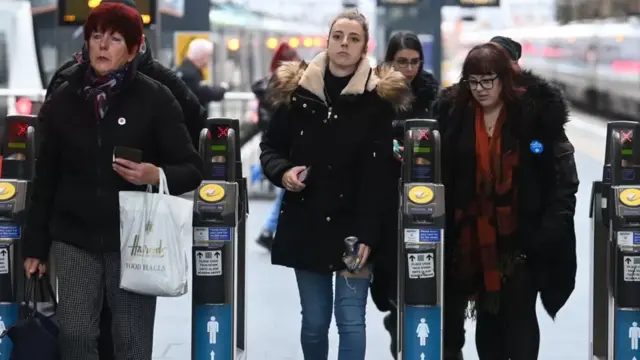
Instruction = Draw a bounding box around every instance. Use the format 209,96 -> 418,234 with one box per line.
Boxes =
21,2 -> 202,359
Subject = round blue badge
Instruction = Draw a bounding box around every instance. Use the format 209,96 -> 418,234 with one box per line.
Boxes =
530,140 -> 543,154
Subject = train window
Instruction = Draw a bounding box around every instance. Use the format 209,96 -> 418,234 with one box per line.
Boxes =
619,39 -> 640,61
596,37 -> 621,65
573,38 -> 593,66
525,40 -> 535,58
545,39 -> 564,62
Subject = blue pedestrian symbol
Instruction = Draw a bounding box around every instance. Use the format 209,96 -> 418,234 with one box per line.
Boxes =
530,140 -> 543,154
207,316 -> 219,345
417,318 -> 429,346
404,306 -> 441,360
195,304 -> 231,360
616,309 -> 640,359
0,303 -> 18,356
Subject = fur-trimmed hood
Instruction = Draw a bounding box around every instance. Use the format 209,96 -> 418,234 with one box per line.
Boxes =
268,51 -> 412,112
432,69 -> 569,136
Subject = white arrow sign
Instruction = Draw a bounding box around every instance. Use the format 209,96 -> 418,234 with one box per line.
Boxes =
210,350 -> 215,360
420,353 -> 425,360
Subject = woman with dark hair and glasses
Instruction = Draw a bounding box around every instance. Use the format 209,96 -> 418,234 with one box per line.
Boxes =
431,42 -> 579,359
384,31 -> 439,120
371,30 -> 439,358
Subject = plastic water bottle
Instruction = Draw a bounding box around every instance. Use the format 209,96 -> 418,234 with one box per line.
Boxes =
342,236 -> 360,272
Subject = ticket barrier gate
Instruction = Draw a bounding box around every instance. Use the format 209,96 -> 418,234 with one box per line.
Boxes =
205,117 -> 249,356
0,115 -> 37,357
397,119 -> 444,360
191,118 -> 247,360
589,120 -> 640,360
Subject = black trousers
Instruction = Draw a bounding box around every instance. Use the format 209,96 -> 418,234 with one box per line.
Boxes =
445,261 -> 540,360
98,294 -> 115,359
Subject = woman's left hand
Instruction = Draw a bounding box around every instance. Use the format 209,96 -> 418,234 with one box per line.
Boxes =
357,244 -> 371,269
113,158 -> 160,185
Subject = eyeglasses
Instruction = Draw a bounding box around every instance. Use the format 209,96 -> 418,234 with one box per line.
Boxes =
464,77 -> 498,90
394,58 -> 421,69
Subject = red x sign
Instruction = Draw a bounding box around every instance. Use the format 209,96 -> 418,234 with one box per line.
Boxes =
217,126 -> 229,139
620,130 -> 633,144
417,129 -> 429,141
16,123 -> 28,136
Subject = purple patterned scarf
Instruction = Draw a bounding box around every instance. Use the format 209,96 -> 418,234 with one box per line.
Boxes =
82,64 -> 130,122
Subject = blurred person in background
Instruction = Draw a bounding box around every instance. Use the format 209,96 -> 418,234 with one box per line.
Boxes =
175,38 -> 229,107
22,3 -> 202,359
431,41 -> 578,360
371,30 -> 440,358
260,9 -> 411,360
252,42 -> 301,251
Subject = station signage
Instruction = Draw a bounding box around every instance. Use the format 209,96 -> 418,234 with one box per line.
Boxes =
377,0 -> 419,5
57,0 -> 157,26
458,0 -> 500,7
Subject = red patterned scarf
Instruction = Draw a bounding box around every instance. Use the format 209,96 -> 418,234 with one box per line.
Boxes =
454,104 -> 519,313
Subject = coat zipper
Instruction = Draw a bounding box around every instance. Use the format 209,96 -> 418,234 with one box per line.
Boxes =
96,111 -> 104,250
297,94 -> 332,122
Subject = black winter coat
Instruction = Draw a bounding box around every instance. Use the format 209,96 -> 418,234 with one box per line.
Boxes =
22,62 -> 203,260
432,70 -> 579,318
46,39 -> 207,147
251,76 -> 272,134
175,59 -> 226,106
392,71 -> 440,138
371,70 -> 440,312
260,53 -> 412,273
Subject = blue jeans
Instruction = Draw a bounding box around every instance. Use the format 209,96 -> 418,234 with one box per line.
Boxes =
263,190 -> 284,233
295,269 -> 370,360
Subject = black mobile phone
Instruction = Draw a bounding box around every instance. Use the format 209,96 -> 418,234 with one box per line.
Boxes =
113,146 -> 143,163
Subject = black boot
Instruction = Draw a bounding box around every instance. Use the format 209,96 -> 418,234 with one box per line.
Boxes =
255,231 -> 274,251
383,312 -> 397,359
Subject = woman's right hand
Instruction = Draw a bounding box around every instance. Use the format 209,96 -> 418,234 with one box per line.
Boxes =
24,258 -> 46,279
282,166 -> 307,192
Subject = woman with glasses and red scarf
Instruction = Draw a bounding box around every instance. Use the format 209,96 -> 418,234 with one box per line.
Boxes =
432,41 -> 579,360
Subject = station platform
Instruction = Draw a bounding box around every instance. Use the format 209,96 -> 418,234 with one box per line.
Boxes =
151,109 -> 606,360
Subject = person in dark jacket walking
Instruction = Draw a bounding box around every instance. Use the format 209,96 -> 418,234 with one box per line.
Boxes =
432,41 -> 578,360
42,2 -> 206,357
260,9 -> 411,360
22,3 -> 202,359
370,30 -> 440,358
175,39 -> 228,107
252,42 -> 301,251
